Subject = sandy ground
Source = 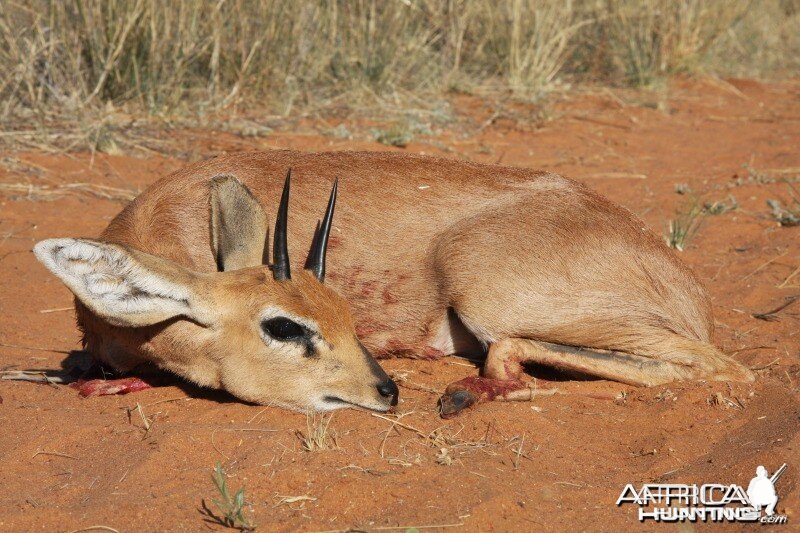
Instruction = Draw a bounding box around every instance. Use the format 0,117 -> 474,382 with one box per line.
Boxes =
0,79 -> 798,532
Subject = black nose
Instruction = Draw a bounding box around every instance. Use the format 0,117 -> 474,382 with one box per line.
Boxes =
377,379 -> 399,406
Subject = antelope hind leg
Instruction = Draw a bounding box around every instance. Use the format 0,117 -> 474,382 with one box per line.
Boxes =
439,337 -> 696,417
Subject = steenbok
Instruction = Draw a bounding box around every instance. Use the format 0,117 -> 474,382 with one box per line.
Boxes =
34,151 -> 753,415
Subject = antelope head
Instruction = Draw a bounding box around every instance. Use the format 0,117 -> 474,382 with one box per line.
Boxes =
33,171 -> 399,412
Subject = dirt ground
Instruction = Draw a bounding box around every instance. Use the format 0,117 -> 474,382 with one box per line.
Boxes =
1,79 -> 799,532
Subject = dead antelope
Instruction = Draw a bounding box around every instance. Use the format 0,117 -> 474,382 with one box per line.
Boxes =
34,150 -> 753,415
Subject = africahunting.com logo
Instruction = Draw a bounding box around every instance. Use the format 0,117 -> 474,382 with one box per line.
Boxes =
617,463 -> 788,524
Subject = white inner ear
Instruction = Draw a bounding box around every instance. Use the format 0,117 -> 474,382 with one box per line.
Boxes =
35,238 -> 196,328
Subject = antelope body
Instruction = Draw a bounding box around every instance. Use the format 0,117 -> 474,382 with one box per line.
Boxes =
35,150 -> 753,414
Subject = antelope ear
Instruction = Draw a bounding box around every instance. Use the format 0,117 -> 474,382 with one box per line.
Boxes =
34,238 -> 216,328
210,175 -> 268,271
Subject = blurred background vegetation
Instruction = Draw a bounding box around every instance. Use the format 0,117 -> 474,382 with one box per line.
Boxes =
1,0 -> 798,131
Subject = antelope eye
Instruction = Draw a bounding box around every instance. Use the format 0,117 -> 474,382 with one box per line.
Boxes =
261,317 -> 306,341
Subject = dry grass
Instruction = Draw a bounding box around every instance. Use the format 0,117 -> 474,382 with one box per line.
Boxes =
0,182 -> 137,202
665,198 -> 704,252
0,1 -> 796,149
452,0 -> 593,100
124,402 -> 153,437
706,0 -> 800,78
594,0 -> 751,86
371,411 -> 498,468
272,494 -> 316,509
297,412 -> 338,452
0,0 -> 449,123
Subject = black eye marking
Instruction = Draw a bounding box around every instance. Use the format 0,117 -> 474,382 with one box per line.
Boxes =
262,317 -> 306,341
261,317 -> 317,357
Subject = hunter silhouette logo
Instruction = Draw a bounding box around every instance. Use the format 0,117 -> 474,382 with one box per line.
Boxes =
617,463 -> 789,524
747,464 -> 785,518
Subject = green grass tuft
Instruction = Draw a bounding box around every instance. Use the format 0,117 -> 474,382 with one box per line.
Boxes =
210,464 -> 255,531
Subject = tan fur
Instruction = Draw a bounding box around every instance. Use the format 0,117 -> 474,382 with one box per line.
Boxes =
36,150 -> 753,412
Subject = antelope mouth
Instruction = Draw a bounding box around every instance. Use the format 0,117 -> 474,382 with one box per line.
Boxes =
322,395 -> 391,412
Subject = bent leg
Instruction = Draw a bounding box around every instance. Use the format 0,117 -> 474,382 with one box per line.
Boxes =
439,337 -> 700,417
485,338 -> 697,386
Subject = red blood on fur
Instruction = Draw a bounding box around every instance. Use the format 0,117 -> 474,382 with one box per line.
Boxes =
355,320 -> 379,337
420,345 -> 446,360
382,288 -> 399,304
380,338 -> 408,357
328,234 -> 342,248
502,359 -> 524,381
359,280 -> 379,297
444,375 -> 526,402
71,377 -> 153,398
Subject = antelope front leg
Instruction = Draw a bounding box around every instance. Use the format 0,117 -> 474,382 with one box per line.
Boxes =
72,377 -> 154,397
439,338 -> 554,418
1,364 -> 156,397
72,363 -> 157,398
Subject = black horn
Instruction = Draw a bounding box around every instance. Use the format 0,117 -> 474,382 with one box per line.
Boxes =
305,178 -> 338,282
271,169 -> 292,281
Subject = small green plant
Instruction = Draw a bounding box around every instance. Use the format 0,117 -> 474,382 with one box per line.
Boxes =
665,199 -> 704,252
744,164 -> 774,184
767,181 -> 800,227
674,183 -> 691,195
210,464 -> 255,531
703,195 -> 738,215
373,124 -> 414,147
768,199 -> 800,227
325,124 -> 352,139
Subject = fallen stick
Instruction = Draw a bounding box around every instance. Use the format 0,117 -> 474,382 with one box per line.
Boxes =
752,295 -> 799,321
0,370 -> 68,385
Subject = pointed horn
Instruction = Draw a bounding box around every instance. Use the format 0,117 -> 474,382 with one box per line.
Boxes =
271,169 -> 291,281
306,178 -> 338,282
304,220 -> 321,271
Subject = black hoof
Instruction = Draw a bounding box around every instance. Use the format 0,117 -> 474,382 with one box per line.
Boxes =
438,389 -> 477,418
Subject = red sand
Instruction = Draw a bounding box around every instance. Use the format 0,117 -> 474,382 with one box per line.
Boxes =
0,79 -> 798,531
